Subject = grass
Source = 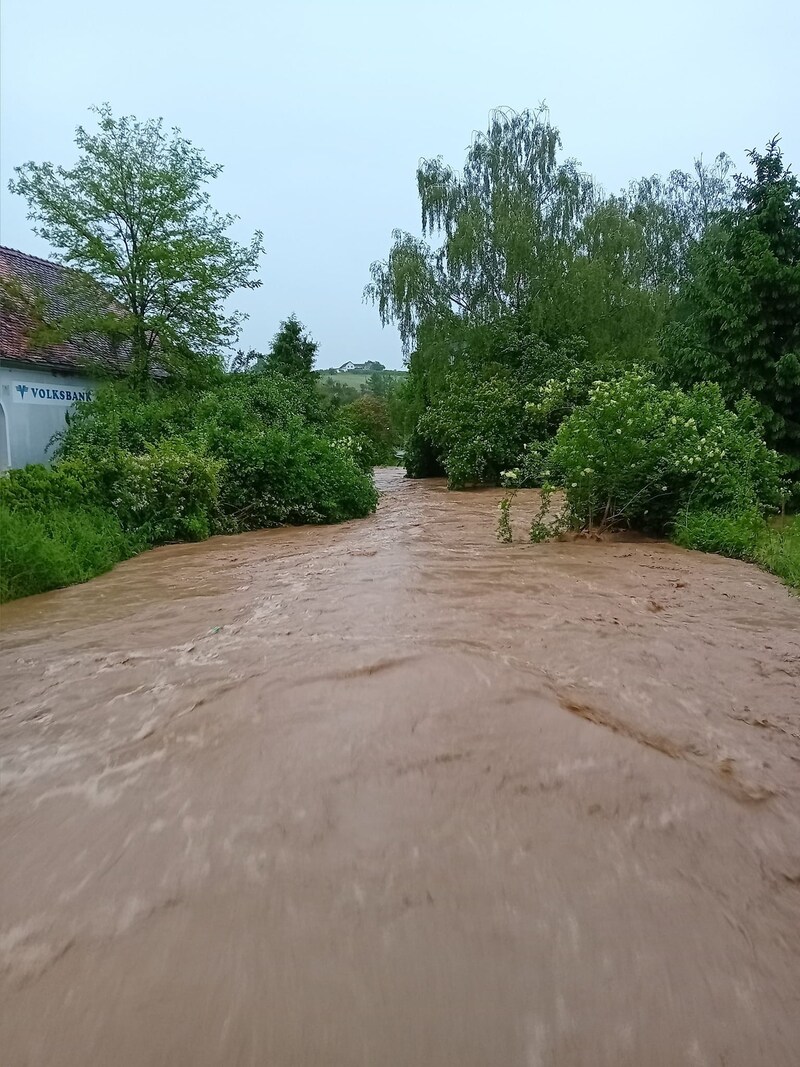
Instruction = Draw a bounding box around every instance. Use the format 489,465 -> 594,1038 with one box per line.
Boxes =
672,509 -> 800,590
317,370 -> 407,390
0,505 -> 138,603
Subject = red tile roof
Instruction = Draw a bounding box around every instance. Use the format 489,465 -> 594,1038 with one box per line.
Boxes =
0,245 -> 129,371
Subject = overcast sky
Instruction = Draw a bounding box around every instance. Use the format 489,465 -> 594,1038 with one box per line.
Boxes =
1,0 -> 798,369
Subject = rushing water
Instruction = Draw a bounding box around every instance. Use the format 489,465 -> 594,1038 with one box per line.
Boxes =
2,469 -> 800,1066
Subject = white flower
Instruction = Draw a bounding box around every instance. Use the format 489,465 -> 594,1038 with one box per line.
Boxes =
661,485 -> 667,491
616,428 -> 622,435
571,482 -> 578,488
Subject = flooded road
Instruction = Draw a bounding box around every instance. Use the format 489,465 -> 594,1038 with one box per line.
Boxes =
1,468 -> 800,1066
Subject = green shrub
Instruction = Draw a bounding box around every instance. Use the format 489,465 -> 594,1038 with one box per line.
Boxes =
0,458 -> 101,512
548,371 -> 783,533
210,425 -> 378,530
100,440 -> 222,544
58,375 -> 379,534
2,372 -> 380,603
403,429 -> 444,479
672,508 -> 764,559
418,373 -> 532,488
754,517 -> 800,589
338,395 -> 397,466
0,505 -> 135,603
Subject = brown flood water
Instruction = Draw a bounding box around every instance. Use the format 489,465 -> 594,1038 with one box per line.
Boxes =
1,468 -> 800,1066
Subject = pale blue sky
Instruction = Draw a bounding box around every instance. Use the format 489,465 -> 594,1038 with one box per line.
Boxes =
2,0 -> 798,369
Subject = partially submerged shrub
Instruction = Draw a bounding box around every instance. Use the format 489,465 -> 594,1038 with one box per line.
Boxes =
418,373 -> 532,488
210,425 -> 378,530
548,371 -> 783,533
338,394 -> 397,467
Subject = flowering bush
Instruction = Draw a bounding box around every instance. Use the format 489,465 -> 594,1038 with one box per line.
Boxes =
548,371 -> 783,532
102,440 -> 222,544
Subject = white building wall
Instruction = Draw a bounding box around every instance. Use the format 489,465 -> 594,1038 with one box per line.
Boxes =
0,362 -> 96,470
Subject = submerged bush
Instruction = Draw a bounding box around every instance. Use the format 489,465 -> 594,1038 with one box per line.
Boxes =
548,371 -> 783,533
418,373 -> 532,488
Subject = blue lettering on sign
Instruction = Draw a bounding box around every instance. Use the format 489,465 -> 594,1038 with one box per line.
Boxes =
14,383 -> 93,403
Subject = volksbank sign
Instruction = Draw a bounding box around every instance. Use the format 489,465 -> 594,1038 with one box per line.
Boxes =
13,382 -> 94,405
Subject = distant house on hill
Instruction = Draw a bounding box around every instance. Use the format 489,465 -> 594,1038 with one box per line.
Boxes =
336,360 -> 385,374
0,245 -> 128,469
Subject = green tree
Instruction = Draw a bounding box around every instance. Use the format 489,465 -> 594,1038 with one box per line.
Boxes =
9,104 -> 264,385
665,139 -> 800,453
366,106 -> 594,354
362,371 -> 395,398
340,394 -> 396,465
263,315 -> 318,378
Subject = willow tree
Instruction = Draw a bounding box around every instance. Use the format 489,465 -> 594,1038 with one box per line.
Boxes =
622,154 -> 734,292
10,105 -> 264,385
365,106 -> 595,354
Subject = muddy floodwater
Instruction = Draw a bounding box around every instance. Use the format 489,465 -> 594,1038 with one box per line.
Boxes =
1,468 -> 799,1066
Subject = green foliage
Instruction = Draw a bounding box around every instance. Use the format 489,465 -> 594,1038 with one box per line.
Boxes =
0,505 -> 135,603
338,394 -> 397,466
9,104 -> 264,383
366,106 -> 595,349
316,378 -> 361,411
2,369 -> 378,603
58,374 -> 378,535
206,424 -> 377,528
664,139 -> 800,453
673,511 -> 799,590
672,508 -> 764,559
418,372 -> 531,488
0,458 -> 100,512
102,441 -> 221,543
366,107 -> 735,487
411,328 -> 589,487
548,371 -> 783,533
497,493 -> 514,543
260,316 -> 318,379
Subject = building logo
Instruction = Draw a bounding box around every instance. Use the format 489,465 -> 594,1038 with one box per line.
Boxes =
11,381 -> 93,405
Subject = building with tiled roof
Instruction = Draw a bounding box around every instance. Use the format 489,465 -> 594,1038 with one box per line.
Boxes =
0,245 -> 127,469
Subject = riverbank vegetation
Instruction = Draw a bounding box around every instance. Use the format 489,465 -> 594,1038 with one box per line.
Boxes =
367,107 -> 799,588
1,111 -> 380,603
0,364 -> 379,602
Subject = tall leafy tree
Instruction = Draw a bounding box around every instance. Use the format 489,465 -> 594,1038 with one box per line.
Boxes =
10,105 -> 264,384
666,139 -> 800,453
366,106 -> 595,354
263,315 -> 318,378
